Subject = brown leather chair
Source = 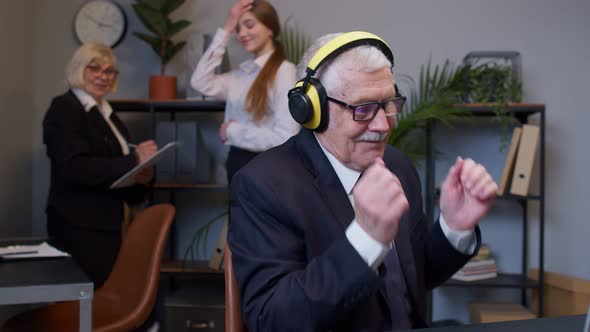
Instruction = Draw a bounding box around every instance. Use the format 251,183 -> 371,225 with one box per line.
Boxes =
2,203 -> 176,332
224,244 -> 247,332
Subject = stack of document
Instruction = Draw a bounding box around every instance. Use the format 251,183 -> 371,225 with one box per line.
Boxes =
0,242 -> 70,260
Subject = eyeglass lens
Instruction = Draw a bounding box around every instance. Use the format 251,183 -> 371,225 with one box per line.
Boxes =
86,64 -> 118,78
354,98 -> 405,120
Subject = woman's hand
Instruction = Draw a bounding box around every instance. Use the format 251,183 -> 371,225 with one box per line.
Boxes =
219,119 -> 236,143
224,0 -> 254,33
134,166 -> 154,184
134,139 -> 158,164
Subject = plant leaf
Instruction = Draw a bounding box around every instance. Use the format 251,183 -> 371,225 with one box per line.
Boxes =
141,0 -> 167,11
162,0 -> 185,15
132,3 -> 166,36
133,32 -> 160,49
167,19 -> 191,37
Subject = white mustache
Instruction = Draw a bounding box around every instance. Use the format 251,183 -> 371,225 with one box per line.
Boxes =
356,132 -> 387,142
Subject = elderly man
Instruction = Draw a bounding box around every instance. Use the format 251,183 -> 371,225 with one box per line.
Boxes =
227,31 -> 498,331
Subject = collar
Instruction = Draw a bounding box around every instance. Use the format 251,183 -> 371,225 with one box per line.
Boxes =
239,51 -> 273,74
72,88 -> 113,118
314,132 -> 362,195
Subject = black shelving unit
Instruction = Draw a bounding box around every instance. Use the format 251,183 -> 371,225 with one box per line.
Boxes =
110,99 -> 227,268
425,103 -> 546,317
112,99 -> 228,330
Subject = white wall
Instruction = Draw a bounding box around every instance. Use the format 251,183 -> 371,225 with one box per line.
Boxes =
20,0 -> 590,324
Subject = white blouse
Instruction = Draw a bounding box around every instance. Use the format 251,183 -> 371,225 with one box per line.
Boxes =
190,28 -> 300,152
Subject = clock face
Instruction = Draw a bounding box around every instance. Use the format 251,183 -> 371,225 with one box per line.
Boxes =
74,0 -> 127,48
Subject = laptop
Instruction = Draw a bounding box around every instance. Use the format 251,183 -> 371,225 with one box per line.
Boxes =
584,304 -> 590,332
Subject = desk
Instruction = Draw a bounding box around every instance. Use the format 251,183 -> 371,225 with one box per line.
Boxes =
401,315 -> 585,332
0,258 -> 94,332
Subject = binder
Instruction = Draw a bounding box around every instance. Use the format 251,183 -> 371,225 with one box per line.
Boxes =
176,122 -> 211,183
208,217 -> 228,270
155,121 -> 212,184
155,121 -> 176,183
497,127 -> 522,196
510,124 -> 540,196
176,122 -> 198,183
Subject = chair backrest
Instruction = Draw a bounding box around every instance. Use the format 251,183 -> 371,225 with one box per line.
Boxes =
224,245 -> 247,332
94,203 -> 175,331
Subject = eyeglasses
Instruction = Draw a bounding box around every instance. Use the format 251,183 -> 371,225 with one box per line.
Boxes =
85,64 -> 119,79
327,95 -> 406,121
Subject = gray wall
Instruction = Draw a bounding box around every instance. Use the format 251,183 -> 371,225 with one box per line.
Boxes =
0,2 -> 34,236
2,0 -> 588,324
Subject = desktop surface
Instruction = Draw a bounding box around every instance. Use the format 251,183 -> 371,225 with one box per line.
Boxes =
398,315 -> 586,332
0,258 -> 90,288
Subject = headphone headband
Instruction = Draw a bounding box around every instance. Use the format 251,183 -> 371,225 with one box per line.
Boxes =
305,31 -> 394,74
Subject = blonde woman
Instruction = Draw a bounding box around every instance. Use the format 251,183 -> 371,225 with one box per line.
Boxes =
43,42 -> 157,288
191,0 -> 299,183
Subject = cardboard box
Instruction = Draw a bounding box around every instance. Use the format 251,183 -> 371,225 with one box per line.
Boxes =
469,302 -> 536,323
529,268 -> 590,317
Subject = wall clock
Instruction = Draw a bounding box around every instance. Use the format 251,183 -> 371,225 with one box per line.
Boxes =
74,0 -> 127,48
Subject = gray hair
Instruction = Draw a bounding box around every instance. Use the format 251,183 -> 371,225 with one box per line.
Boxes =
65,42 -> 118,92
297,33 -> 393,96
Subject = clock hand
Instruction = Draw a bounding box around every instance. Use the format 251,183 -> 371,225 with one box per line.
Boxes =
84,13 -> 101,25
84,13 -> 114,28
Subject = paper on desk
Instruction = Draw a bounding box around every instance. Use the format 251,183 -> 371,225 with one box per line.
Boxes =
0,242 -> 70,259
110,141 -> 180,189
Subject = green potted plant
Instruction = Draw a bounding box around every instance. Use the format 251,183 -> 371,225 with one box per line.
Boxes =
390,59 -> 471,163
280,16 -> 311,65
390,57 -> 523,161
132,0 -> 191,100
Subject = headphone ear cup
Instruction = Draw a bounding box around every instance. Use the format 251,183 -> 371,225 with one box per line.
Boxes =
288,80 -> 313,125
288,78 -> 328,132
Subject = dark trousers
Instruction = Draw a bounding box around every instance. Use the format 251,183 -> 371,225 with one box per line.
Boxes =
226,146 -> 260,185
47,209 -> 121,289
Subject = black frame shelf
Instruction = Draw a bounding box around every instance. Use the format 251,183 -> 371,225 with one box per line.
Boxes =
426,103 -> 546,319
111,98 -> 228,268
109,99 -> 226,113
444,273 -> 539,289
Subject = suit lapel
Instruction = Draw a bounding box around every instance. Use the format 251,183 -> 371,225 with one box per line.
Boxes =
294,129 -> 354,230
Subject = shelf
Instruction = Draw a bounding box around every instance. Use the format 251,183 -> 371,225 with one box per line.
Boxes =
153,183 -> 227,191
454,103 -> 545,117
161,259 -> 223,275
109,99 -> 225,113
425,102 -> 546,318
443,273 -> 539,289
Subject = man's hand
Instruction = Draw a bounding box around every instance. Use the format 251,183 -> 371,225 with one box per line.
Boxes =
134,140 -> 158,165
440,157 -> 498,231
352,158 -> 409,244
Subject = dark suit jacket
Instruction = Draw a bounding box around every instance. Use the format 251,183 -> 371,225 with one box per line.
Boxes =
43,90 -> 146,232
228,128 -> 480,332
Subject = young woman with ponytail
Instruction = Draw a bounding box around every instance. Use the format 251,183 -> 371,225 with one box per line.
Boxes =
191,0 -> 299,184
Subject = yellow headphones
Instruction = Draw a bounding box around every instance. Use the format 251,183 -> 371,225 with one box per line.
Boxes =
288,31 -> 395,132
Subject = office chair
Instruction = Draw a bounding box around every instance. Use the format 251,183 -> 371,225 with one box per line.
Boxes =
2,203 -> 175,332
224,244 -> 247,332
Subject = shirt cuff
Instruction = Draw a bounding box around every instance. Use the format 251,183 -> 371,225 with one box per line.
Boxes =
439,214 -> 476,255
214,28 -> 230,45
225,121 -> 240,146
345,220 -> 391,270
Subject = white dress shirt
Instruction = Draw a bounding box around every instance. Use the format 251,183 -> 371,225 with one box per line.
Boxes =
314,133 -> 476,270
190,28 -> 300,152
72,88 -> 129,156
